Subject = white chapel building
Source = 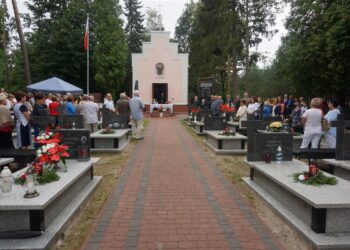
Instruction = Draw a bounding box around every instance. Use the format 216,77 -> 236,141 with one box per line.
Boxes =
132,30 -> 189,112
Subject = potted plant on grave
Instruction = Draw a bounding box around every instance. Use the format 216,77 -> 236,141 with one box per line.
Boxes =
15,128 -> 70,185
218,127 -> 236,136
191,107 -> 200,122
220,104 -> 236,119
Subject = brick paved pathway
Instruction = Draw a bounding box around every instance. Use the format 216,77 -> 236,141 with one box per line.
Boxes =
84,118 -> 282,250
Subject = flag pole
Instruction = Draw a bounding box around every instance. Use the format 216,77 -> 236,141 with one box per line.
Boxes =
87,14 -> 90,95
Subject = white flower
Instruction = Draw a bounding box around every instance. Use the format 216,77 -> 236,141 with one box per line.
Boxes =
45,135 -> 50,139
49,132 -> 53,136
36,149 -> 42,154
42,146 -> 48,153
298,175 -> 305,181
38,154 -> 42,158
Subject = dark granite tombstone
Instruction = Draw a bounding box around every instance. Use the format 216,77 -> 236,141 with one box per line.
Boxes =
332,114 -> 350,160
37,109 -> 49,116
57,104 -> 66,125
249,133 -> 293,161
247,114 -> 255,121
107,114 -> 130,129
197,107 -> 210,122
100,105 -> 126,128
31,116 -> 56,130
242,118 -> 293,161
59,129 -> 90,161
62,115 -> 84,129
262,116 -> 282,122
203,116 -> 226,131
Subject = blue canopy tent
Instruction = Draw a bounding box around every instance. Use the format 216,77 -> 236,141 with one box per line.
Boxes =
26,77 -> 83,94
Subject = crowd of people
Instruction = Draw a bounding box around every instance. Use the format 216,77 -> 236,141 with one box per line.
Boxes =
0,88 -> 145,150
191,92 -> 343,149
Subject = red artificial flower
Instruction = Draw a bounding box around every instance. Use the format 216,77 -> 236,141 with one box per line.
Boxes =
61,151 -> 70,158
48,145 -> 59,155
19,173 -> 27,180
58,145 -> 69,153
50,154 -> 60,162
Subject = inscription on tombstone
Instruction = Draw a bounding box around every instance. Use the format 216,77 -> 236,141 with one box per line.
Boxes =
203,116 -> 226,131
62,115 -> 84,129
59,129 -> 90,161
103,114 -> 129,129
31,116 -> 56,130
249,133 -> 293,161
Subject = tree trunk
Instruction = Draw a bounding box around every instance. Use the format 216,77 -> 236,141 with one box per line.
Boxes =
244,0 -> 250,92
11,0 -> 31,85
1,0 -> 9,88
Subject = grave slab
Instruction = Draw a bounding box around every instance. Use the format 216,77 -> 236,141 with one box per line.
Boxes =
193,121 -> 206,135
245,159 -> 350,248
322,159 -> 350,181
205,131 -> 247,155
0,158 -> 14,167
90,129 -> 130,152
0,158 -> 101,250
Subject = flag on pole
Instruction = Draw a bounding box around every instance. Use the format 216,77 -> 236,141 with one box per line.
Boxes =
84,17 -> 89,51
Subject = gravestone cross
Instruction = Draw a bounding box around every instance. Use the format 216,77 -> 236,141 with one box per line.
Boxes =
331,114 -> 350,160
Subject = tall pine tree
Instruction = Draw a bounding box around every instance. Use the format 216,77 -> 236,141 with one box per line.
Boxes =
124,0 -> 144,94
124,0 -> 144,54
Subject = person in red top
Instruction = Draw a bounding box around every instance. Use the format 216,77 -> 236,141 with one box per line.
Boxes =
49,96 -> 60,124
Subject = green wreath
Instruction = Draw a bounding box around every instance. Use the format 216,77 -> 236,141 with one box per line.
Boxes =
293,171 -> 337,186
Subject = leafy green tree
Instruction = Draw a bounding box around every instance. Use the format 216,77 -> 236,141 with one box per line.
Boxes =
274,0 -> 350,101
0,0 -> 10,87
27,0 -> 88,88
174,0 -> 196,53
242,0 -> 281,91
92,0 -> 127,96
188,0 -> 245,98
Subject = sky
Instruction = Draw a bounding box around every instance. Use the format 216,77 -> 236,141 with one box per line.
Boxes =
7,0 -> 290,64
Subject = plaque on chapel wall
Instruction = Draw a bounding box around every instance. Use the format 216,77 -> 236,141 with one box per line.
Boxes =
156,63 -> 164,76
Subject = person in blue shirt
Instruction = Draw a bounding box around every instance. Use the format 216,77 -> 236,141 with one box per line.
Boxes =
66,96 -> 76,115
324,99 -> 341,148
262,100 -> 272,118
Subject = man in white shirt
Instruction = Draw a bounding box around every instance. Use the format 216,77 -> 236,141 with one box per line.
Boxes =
84,96 -> 99,133
45,94 -> 52,106
104,93 -> 115,113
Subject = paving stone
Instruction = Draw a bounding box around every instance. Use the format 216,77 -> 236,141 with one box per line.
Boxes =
84,118 -> 282,250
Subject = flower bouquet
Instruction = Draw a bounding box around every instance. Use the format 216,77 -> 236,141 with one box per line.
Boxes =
220,104 -> 236,114
218,127 -> 236,136
293,171 -> 337,186
191,107 -> 200,121
15,128 -> 70,185
268,121 -> 283,132
101,126 -> 116,134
